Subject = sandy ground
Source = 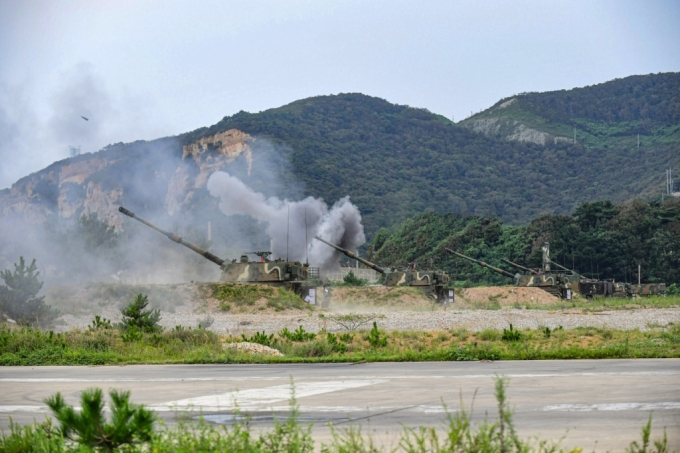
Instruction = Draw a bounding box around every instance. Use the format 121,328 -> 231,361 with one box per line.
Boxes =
458,286 -> 558,305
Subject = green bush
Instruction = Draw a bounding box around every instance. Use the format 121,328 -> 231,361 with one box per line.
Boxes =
280,326 -> 316,342
45,388 -> 154,452
367,321 -> 387,348
88,315 -> 113,332
242,331 -> 274,347
120,294 -> 161,333
343,271 -> 368,287
502,324 -> 522,342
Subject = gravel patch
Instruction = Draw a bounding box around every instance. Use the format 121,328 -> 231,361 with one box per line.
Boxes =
55,304 -> 680,334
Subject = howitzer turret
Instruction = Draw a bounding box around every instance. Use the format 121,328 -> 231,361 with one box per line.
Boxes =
119,206 -> 322,304
315,237 -> 452,304
447,249 -> 519,280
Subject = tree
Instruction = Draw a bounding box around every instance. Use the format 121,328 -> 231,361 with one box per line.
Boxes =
0,257 -> 58,327
120,294 -> 162,333
45,388 -> 155,452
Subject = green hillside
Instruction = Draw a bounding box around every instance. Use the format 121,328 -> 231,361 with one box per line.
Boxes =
463,72 -> 680,150
182,82 -> 679,237
368,198 -> 680,286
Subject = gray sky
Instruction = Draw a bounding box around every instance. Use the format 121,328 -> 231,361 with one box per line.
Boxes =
1,0 -> 679,189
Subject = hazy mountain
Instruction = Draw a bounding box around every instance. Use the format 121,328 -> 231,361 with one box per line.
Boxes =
2,73 -> 678,243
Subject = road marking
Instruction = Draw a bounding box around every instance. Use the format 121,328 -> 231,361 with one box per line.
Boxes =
2,371 -> 678,383
543,402 -> 680,412
151,380 -> 387,411
4,402 -> 679,415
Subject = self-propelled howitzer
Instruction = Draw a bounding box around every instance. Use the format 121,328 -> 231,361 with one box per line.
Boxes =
118,206 -> 321,303
447,248 -> 579,299
315,237 -> 453,304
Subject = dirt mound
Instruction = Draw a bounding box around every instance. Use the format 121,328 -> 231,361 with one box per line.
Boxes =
202,283 -> 313,314
457,286 -> 558,307
329,286 -> 437,311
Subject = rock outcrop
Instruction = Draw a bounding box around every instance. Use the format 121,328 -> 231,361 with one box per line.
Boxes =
0,129 -> 254,229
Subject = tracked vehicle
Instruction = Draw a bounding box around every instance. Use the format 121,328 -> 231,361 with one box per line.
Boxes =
118,206 -> 322,303
447,244 -> 580,299
314,237 -> 453,304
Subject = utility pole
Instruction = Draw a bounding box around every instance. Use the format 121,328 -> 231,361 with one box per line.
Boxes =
638,264 -> 641,285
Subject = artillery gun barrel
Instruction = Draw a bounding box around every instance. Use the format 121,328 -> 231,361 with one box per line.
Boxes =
501,258 -> 538,274
549,260 -> 572,272
446,249 -> 517,279
314,236 -> 385,273
118,206 -> 225,266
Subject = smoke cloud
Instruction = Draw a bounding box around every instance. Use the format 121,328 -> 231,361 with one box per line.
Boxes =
0,63 -> 169,190
207,171 -> 365,272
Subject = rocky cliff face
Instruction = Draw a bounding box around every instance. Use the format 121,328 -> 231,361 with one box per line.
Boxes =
461,97 -> 573,146
0,129 -> 254,229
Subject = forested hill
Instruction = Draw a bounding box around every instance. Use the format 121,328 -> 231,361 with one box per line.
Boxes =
2,75 -> 679,242
462,72 -> 680,150
182,89 -> 678,235
368,198 -> 680,286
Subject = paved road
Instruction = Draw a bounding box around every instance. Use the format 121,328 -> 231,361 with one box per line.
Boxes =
1,360 -> 679,451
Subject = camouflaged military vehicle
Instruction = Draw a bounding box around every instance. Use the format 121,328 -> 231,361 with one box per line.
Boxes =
447,244 -> 580,299
314,237 -> 453,304
119,207 -> 322,304
453,242 -> 666,299
631,282 -> 666,297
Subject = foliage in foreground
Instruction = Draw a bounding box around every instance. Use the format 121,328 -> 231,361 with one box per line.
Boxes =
0,377 -> 672,452
45,388 -> 154,452
1,321 -> 679,366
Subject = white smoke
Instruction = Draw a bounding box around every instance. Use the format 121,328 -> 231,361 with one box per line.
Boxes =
206,171 -> 365,272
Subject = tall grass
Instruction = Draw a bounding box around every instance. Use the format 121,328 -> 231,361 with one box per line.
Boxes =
1,322 -> 678,365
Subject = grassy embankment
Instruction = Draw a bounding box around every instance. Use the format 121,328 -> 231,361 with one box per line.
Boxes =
1,320 -> 678,366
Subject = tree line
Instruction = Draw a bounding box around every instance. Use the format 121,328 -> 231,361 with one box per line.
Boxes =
369,198 -> 680,286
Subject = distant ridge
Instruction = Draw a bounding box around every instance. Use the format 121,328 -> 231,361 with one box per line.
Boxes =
2,74 -> 679,240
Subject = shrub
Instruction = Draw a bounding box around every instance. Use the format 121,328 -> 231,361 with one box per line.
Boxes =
326,333 -> 347,353
501,324 -> 522,342
45,388 -> 154,452
0,257 -> 59,327
542,325 -> 563,338
88,315 -> 112,332
328,313 -> 383,331
343,271 -> 368,286
242,331 -> 274,347
280,325 -> 316,342
368,321 -> 387,348
120,294 -> 161,333
666,283 -> 678,296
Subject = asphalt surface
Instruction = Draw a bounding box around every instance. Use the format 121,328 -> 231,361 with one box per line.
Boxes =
1,360 -> 679,451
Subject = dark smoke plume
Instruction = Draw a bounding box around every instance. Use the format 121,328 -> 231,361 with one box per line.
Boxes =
206,171 -> 365,272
